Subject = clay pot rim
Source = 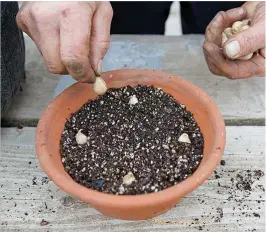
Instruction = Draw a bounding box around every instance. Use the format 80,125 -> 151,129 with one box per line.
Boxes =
36,69 -> 226,208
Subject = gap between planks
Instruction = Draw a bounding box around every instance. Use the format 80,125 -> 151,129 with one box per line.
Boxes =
0,127 -> 265,232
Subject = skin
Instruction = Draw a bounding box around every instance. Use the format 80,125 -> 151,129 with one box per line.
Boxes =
17,2 -> 264,81
203,1 -> 265,79
16,1 -> 113,82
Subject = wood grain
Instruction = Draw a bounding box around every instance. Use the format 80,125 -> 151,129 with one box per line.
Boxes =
2,35 -> 265,126
0,127 -> 264,231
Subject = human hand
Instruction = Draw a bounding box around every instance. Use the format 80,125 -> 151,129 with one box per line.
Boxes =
203,1 -> 265,79
16,1 -> 113,82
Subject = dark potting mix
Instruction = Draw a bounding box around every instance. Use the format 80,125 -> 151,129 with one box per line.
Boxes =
60,85 -> 204,195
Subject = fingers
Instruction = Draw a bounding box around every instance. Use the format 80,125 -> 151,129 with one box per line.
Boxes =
203,42 -> 228,77
242,1 -> 259,18
223,23 -> 265,59
250,53 -> 266,77
60,6 -> 96,82
17,3 -> 67,74
205,7 -> 247,46
39,29 -> 67,74
17,2 -> 106,82
16,4 -> 38,42
260,48 -> 265,58
16,3 -> 30,33
203,41 -> 265,79
225,6 -> 247,20
16,4 -> 44,57
39,30 -> 67,74
31,9 -> 67,74
90,2 -> 113,76
204,3 -> 265,79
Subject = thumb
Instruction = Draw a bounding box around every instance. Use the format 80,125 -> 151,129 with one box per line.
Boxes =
223,23 -> 265,59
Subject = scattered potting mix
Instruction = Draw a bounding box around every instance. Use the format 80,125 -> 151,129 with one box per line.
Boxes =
60,85 -> 204,195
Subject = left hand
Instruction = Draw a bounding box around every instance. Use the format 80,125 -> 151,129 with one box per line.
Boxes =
16,1 -> 113,82
203,1 -> 265,79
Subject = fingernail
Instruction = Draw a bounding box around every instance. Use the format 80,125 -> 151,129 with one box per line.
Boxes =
96,59 -> 102,76
225,41 -> 240,58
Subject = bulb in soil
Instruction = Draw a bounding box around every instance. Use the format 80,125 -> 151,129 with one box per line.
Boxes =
129,95 -> 138,105
123,172 -> 136,186
93,76 -> 107,95
75,129 -> 87,145
118,185 -> 125,194
178,133 -> 191,144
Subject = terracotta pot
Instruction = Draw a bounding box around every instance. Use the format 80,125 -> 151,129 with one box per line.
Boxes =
36,69 -> 226,220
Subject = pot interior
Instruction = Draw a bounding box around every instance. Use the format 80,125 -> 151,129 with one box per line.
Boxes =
41,70 -> 224,186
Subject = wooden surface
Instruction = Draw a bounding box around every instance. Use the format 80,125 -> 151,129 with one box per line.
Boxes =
2,35 -> 265,126
0,127 -> 265,232
1,34 -> 265,231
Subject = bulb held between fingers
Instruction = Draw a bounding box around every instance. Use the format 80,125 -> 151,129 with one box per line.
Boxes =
232,21 -> 243,34
224,27 -> 233,38
93,76 -> 107,95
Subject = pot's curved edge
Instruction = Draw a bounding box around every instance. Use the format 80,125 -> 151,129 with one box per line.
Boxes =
35,69 -> 226,215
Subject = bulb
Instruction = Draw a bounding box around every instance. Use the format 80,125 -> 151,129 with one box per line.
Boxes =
75,129 -> 87,145
129,95 -> 138,105
93,76 -> 107,95
232,21 -> 243,34
224,27 -> 233,38
178,133 -> 191,144
123,172 -> 136,186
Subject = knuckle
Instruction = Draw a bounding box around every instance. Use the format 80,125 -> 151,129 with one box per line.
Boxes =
99,41 -> 110,54
46,63 -> 64,74
61,55 -> 76,67
61,2 -> 97,18
206,11 -> 227,36
209,66 -> 219,76
16,11 -> 30,27
85,2 -> 96,15
240,34 -> 254,54
61,56 -> 84,75
202,42 -> 213,57
61,50 -> 82,63
225,72 -> 236,79
205,25 -> 211,34
61,7 -> 72,18
217,11 -> 226,20
215,11 -> 227,25
205,25 -> 210,35
31,8 -> 51,23
102,2 -> 114,20
202,42 -> 209,51
205,26 -> 217,42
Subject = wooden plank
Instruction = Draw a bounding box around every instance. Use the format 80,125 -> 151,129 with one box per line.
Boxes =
2,35 -> 264,126
0,127 -> 264,231
2,36 -> 59,126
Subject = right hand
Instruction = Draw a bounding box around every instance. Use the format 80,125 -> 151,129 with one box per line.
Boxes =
16,1 -> 113,82
203,2 -> 265,79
